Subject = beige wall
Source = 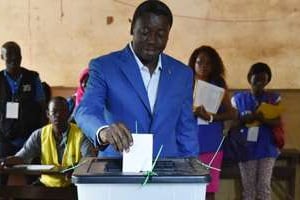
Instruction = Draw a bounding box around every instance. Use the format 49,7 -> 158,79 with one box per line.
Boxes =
1,0 -> 300,88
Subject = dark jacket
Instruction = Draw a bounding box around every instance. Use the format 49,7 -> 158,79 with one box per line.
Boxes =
0,67 -> 44,141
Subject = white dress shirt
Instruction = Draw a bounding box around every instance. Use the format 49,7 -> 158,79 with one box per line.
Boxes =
129,42 -> 162,113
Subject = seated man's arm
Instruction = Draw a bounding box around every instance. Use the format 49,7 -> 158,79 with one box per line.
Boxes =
80,136 -> 98,157
0,129 -> 41,168
15,129 -> 42,164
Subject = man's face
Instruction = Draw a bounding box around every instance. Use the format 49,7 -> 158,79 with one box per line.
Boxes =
47,100 -> 69,132
1,47 -> 21,69
131,13 -> 170,64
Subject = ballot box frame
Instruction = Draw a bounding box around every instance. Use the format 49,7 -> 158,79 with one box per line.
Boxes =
72,157 -> 210,184
72,157 -> 210,200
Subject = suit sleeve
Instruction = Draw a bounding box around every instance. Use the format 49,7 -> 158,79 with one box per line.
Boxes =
74,59 -> 108,146
176,70 -> 199,157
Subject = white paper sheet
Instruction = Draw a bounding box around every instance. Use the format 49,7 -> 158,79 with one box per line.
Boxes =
122,134 -> 153,173
13,164 -> 54,170
194,80 -> 225,125
197,118 -> 209,125
194,80 -> 225,113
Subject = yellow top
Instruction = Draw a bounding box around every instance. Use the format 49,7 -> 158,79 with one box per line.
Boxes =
40,123 -> 83,187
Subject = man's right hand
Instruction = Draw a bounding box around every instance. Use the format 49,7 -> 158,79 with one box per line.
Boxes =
98,123 -> 133,152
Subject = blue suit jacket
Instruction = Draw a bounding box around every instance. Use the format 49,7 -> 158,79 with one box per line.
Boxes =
74,45 -> 199,158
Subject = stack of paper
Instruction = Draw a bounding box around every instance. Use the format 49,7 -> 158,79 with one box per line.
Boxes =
194,80 -> 225,124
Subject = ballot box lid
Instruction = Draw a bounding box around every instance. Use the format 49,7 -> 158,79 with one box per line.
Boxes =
72,157 -> 210,184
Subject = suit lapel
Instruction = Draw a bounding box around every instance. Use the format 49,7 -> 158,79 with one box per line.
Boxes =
119,46 -> 151,114
153,55 -> 173,115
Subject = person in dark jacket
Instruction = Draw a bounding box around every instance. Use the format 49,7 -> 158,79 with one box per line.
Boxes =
0,41 -> 46,184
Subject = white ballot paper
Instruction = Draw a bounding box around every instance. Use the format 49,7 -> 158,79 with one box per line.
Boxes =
194,80 -> 225,124
122,134 -> 153,173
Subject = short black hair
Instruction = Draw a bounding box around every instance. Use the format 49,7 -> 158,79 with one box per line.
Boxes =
48,96 -> 68,110
247,62 -> 272,84
1,41 -> 21,57
130,0 -> 173,34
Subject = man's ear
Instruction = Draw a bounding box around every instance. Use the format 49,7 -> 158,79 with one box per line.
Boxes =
46,110 -> 50,120
1,47 -> 5,60
130,20 -> 134,35
130,26 -> 133,35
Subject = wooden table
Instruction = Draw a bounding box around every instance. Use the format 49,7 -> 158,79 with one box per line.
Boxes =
0,165 -> 77,199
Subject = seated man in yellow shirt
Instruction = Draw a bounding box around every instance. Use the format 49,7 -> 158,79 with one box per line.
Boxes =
0,96 -> 95,187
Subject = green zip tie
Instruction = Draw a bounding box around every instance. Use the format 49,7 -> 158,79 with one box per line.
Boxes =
142,145 -> 163,186
61,159 -> 88,173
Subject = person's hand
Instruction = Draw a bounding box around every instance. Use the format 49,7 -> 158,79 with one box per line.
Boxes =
0,158 -> 6,170
254,111 -> 265,122
0,156 -> 23,170
193,105 -> 210,121
241,113 -> 256,124
99,123 -> 133,152
188,157 -> 209,172
64,170 -> 74,181
8,156 -> 23,166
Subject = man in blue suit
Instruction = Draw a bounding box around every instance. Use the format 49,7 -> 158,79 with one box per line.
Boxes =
74,1 -> 199,158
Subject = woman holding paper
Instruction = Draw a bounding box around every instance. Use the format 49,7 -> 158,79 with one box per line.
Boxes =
189,46 -> 235,200
231,62 -> 281,200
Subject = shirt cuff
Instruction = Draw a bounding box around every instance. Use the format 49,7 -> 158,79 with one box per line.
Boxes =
96,125 -> 109,146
